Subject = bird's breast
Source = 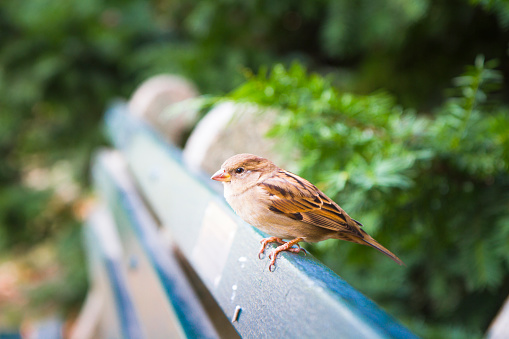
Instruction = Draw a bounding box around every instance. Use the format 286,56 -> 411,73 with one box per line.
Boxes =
224,185 -> 266,226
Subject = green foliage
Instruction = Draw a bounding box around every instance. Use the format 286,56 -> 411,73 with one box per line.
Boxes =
320,0 -> 429,58
472,0 -> 509,28
433,56 -> 508,177
0,0 -> 159,326
0,0 -> 168,244
228,61 -> 509,337
133,0 -> 509,107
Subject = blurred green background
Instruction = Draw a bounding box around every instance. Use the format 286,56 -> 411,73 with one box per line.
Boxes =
0,0 -> 508,337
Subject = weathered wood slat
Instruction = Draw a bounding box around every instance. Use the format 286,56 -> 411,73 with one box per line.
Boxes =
91,151 -> 221,339
84,206 -> 144,339
102,101 -> 417,339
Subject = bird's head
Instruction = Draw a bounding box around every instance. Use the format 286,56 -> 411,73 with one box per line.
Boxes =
211,153 -> 276,188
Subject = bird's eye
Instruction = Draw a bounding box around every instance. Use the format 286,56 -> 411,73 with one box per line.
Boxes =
235,167 -> 245,174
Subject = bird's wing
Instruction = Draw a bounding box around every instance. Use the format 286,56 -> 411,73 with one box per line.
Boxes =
259,170 -> 363,237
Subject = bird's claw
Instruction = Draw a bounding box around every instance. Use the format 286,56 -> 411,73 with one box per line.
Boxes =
258,237 -> 285,260
268,251 -> 278,271
264,238 -> 305,271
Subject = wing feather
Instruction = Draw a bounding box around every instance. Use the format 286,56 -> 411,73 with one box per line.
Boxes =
260,170 -> 362,237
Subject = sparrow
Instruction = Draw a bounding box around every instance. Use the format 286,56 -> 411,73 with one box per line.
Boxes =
211,153 -> 404,271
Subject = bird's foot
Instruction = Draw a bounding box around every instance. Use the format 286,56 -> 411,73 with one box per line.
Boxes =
267,237 -> 304,272
258,237 -> 285,259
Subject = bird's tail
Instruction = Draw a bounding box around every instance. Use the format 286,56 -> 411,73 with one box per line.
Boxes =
359,233 -> 405,266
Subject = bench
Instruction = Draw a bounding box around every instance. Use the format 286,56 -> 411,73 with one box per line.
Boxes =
71,75 -> 418,339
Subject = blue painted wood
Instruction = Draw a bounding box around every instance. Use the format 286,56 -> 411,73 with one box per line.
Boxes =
84,212 -> 144,339
104,260 -> 144,339
99,100 -> 418,339
92,151 -> 220,339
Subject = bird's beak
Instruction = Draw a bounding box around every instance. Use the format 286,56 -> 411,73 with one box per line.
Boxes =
211,169 -> 231,182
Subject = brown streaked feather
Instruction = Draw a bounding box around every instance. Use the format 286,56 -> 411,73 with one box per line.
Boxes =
260,170 -> 362,237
